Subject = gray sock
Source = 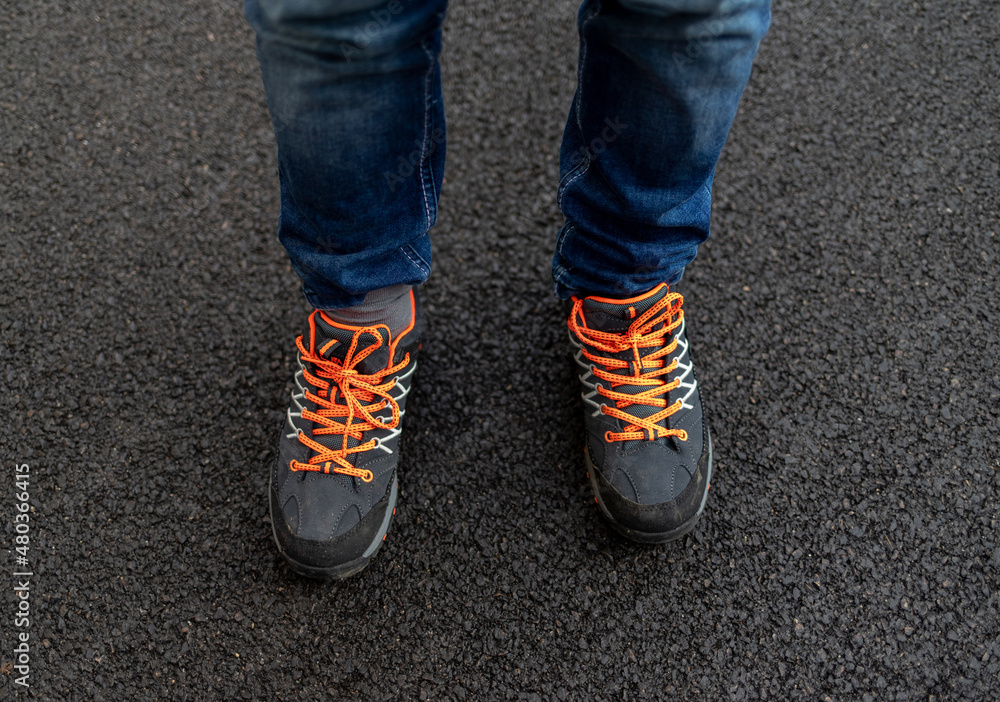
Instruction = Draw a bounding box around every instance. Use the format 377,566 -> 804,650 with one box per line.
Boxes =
322,284 -> 413,339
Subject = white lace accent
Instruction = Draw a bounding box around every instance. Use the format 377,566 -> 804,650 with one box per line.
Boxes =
569,331 -> 604,417
370,362 -> 416,455
671,318 -> 698,410
568,318 -> 698,414
285,353 -> 308,439
285,357 -> 418,452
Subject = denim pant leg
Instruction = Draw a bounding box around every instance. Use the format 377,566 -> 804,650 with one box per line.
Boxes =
553,0 -> 771,299
246,0 -> 449,309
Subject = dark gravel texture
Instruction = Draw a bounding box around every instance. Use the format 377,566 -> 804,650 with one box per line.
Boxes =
2,0 -> 999,699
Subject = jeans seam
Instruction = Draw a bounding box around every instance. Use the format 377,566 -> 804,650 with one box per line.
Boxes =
401,244 -> 429,275
553,223 -> 577,286
557,222 -> 575,258
558,0 -> 600,211
575,0 -> 602,136
557,159 -> 592,210
554,261 -> 574,286
419,36 -> 435,232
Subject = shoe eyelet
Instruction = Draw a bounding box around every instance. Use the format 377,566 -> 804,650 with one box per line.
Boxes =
603,430 -> 614,442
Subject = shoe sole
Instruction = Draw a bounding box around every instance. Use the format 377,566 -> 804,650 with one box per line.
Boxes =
270,475 -> 399,580
586,428 -> 713,544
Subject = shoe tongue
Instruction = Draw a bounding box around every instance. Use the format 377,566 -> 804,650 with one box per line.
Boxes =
313,313 -> 391,375
581,285 -> 670,333
580,285 -> 675,447
297,314 -> 394,469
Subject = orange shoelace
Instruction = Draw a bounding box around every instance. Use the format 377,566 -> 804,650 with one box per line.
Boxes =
289,323 -> 409,483
568,290 -> 688,443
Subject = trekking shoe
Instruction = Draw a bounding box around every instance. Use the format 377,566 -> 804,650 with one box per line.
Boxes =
567,283 -> 711,543
270,290 -> 421,578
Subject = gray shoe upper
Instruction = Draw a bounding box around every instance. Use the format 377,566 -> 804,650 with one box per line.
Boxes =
569,285 -> 706,507
275,309 -> 419,544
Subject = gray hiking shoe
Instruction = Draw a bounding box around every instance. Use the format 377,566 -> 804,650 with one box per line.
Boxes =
567,283 -> 711,543
270,290 -> 420,578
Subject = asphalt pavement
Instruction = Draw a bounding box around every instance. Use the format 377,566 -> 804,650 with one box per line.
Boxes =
1,0 -> 998,699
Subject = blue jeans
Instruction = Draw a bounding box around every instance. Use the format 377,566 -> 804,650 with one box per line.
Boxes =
246,0 -> 770,309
